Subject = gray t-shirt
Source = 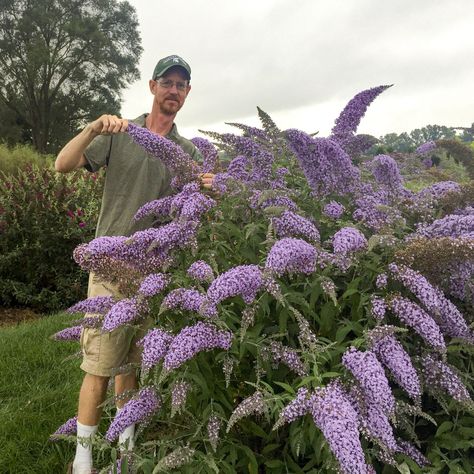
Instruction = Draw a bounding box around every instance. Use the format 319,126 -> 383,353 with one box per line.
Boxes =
84,114 -> 201,237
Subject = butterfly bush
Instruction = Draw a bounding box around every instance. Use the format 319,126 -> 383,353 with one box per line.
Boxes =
421,354 -> 472,404
332,227 -> 368,254
370,334 -> 422,403
51,416 -> 77,439
55,84 -> 474,472
187,260 -> 214,282
323,200 -> 345,219
416,141 -> 437,155
137,328 -> 174,371
309,382 -> 370,474
389,263 -> 474,341
106,387 -> 160,442
126,122 -> 199,188
163,322 -> 233,371
272,210 -> 320,242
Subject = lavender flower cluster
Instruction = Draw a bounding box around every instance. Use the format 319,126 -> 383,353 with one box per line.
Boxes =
323,200 -> 345,219
332,227 -> 368,254
271,210 -> 320,242
127,122 -> 199,188
190,137 -> 218,173
163,322 -> 233,371
106,387 -> 160,442
187,260 -> 214,282
330,85 -> 391,143
370,334 -> 421,402
265,238 -> 317,276
285,130 -> 361,197
161,287 -> 209,315
389,263 -> 473,341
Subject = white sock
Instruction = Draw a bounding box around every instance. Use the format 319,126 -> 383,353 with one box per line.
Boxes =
117,406 -> 135,451
73,421 -> 98,473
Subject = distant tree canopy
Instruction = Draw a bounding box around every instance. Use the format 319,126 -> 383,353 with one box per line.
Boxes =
0,0 -> 142,153
376,125 -> 458,154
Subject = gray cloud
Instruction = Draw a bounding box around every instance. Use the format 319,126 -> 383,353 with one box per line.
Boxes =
122,0 -> 474,135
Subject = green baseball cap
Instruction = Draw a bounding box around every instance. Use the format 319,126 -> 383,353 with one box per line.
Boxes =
152,55 -> 191,80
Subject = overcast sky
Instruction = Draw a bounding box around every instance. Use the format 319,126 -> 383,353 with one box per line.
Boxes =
120,0 -> 474,140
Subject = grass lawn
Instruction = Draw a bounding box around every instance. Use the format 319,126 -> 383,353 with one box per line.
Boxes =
0,312 -> 82,473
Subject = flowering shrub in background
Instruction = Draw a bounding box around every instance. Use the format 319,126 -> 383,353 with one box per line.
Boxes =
0,165 -> 103,311
53,87 -> 474,473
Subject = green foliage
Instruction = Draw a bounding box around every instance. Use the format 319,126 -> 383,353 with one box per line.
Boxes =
0,142 -> 54,176
0,0 -> 142,153
83,140 -> 473,472
0,165 -> 103,311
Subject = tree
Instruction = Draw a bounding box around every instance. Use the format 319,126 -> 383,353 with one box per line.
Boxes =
409,124 -> 455,146
0,0 -> 142,153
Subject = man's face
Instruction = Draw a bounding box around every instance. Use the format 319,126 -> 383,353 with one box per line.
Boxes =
150,67 -> 191,116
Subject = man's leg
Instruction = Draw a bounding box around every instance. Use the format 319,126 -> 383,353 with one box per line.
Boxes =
73,373 -> 109,473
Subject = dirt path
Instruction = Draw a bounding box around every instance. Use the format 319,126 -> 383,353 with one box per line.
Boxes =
0,307 -> 41,327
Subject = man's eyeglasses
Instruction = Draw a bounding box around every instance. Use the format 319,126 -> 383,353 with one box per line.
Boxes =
155,78 -> 189,92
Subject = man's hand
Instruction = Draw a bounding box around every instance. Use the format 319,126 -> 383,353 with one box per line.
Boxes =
199,173 -> 215,189
87,114 -> 129,137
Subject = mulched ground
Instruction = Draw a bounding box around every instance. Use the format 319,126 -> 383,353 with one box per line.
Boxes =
0,307 -> 42,327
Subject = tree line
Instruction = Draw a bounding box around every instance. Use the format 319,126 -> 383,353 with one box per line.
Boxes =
0,0 -> 142,154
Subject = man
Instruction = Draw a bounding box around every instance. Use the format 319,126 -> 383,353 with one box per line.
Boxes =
56,54 -> 212,474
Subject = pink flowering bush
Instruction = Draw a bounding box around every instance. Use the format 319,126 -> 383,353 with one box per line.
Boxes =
53,87 -> 473,473
0,164 -> 103,311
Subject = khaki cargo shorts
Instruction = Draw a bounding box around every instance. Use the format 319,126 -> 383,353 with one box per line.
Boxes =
80,273 -> 153,377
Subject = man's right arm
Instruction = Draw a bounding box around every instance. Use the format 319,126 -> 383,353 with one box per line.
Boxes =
55,115 -> 128,173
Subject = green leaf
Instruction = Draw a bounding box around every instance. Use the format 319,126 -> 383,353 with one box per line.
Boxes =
274,381 -> 296,394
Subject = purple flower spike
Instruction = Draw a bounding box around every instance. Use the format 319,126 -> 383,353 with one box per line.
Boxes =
134,195 -> 173,222
102,297 -> 144,332
390,296 -> 446,351
371,154 -> 404,190
278,387 -> 312,425
371,334 -> 421,403
187,260 -> 214,282
127,122 -> 199,187
106,387 -> 160,442
67,296 -> 116,315
50,416 -> 77,440
265,238 -> 317,276
227,391 -> 265,433
207,265 -> 264,305
285,130 -> 360,196
162,288 -> 207,313
269,341 -> 308,376
332,227 -> 368,254
137,328 -> 174,370
164,322 -> 232,371
397,439 -> 430,467
416,141 -> 436,155
330,85 -> 392,143
323,201 -> 345,219
309,382 -> 369,474
421,354 -> 472,404
389,264 -> 473,342
370,296 -> 387,321
272,210 -> 320,243
52,325 -> 82,341
191,137 -> 219,173
342,347 -> 395,415
138,273 -> 170,297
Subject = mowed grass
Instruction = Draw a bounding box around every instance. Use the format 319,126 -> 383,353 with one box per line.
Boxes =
0,312 -> 82,473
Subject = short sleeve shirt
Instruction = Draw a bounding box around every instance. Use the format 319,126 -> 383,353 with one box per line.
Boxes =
84,114 -> 201,237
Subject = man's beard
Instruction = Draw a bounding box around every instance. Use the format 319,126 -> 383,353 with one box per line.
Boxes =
160,96 -> 181,116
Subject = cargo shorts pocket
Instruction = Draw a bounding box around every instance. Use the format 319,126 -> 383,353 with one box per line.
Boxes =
80,327 -> 102,363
